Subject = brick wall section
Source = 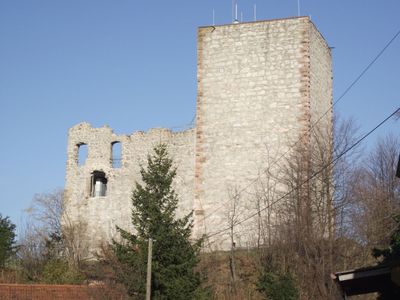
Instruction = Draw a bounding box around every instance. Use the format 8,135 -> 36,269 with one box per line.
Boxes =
0,284 -> 127,300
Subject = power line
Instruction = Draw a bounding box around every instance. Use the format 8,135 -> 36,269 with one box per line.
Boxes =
205,107 -> 400,239
334,28 -> 400,107
201,26 -> 400,221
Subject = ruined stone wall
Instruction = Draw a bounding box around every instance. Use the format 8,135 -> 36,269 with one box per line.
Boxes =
64,16 -> 332,253
194,17 -> 332,249
64,123 -> 195,254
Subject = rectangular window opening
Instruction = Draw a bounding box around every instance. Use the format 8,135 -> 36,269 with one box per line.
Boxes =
111,141 -> 122,168
91,171 -> 107,197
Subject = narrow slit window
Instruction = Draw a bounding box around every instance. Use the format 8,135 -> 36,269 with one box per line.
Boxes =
111,142 -> 122,168
91,171 -> 107,197
77,143 -> 88,166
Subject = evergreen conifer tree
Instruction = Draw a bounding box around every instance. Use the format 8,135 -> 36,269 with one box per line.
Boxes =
257,270 -> 298,300
112,144 -> 204,299
372,214 -> 400,299
0,214 -> 16,268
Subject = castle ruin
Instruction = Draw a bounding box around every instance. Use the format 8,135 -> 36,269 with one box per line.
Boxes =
64,16 -> 332,254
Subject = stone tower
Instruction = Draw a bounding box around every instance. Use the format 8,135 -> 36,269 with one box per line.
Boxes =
64,16 -> 332,254
193,16 -> 332,248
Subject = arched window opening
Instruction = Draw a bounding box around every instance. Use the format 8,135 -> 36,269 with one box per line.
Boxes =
77,143 -> 88,166
111,141 -> 122,168
91,171 -> 107,197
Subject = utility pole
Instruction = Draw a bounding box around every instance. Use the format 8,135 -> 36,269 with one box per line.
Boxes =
146,238 -> 153,300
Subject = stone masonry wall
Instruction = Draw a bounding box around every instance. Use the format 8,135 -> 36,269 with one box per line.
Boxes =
309,22 -> 333,137
64,123 -> 194,255
64,17 -> 332,253
194,17 -> 332,249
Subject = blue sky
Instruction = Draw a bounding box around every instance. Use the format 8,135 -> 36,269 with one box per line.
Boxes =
0,0 -> 399,230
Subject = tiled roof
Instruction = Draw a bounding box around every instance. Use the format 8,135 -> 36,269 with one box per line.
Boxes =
0,284 -> 127,300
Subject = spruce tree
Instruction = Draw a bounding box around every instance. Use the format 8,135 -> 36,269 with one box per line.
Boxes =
112,144 -> 203,299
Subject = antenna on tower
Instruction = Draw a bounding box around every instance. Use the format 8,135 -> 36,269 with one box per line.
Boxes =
232,0 -> 239,23
253,4 -> 257,21
297,0 -> 301,16
240,11 -> 243,22
212,8 -> 215,25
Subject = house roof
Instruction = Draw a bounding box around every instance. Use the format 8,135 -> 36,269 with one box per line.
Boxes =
334,264 -> 400,297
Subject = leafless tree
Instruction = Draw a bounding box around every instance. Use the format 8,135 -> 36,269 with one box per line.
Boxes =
253,146 -> 281,249
26,189 -> 64,238
17,221 -> 47,282
21,189 -> 88,270
254,117 -> 364,299
226,187 -> 241,295
62,218 -> 88,268
347,135 -> 400,256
